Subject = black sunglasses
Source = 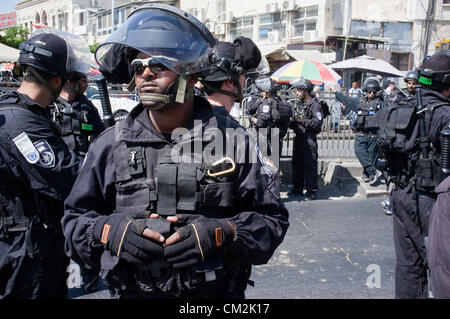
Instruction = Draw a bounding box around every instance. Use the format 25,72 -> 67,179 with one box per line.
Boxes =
367,90 -> 377,94
131,58 -> 169,76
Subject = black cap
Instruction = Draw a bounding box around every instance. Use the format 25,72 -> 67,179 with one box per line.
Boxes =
18,33 -> 68,78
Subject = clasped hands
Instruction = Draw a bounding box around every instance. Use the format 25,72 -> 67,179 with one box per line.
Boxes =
94,212 -> 235,269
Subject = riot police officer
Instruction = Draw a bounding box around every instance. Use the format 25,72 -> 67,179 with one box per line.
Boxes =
200,38 -> 261,115
401,70 -> 419,98
288,78 -> 325,200
381,50 -> 450,299
0,28 -> 91,298
249,76 -> 292,159
61,4 -> 289,299
335,77 -> 385,185
50,72 -> 105,160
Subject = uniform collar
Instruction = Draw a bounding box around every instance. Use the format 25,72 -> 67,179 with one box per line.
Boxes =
119,96 -> 216,143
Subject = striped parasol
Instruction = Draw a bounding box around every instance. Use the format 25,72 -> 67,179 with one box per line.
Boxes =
271,60 -> 342,85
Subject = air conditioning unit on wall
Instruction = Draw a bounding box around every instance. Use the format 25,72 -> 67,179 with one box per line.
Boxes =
281,0 -> 296,11
266,2 -> 279,13
268,30 -> 280,43
215,24 -> 226,35
225,11 -> 234,24
303,30 -> 318,42
190,8 -> 206,22
205,22 -> 215,32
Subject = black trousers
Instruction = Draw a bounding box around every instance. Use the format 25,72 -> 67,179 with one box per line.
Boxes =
390,187 -> 435,299
354,131 -> 380,177
291,132 -> 318,192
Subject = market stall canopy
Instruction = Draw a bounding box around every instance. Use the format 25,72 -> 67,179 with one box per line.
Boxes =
328,55 -> 404,77
0,42 -> 20,62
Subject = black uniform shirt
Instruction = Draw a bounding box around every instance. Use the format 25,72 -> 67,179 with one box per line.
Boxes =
62,96 -> 289,270
292,97 -> 324,135
0,91 -> 80,201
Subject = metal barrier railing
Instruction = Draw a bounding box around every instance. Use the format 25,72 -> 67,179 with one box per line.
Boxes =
238,90 -> 359,159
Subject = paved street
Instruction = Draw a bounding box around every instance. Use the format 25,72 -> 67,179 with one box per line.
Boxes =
246,195 -> 395,299
73,194 -> 395,299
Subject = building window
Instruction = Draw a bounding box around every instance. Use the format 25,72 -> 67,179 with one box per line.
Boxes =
350,20 -> 412,42
97,16 -> 102,29
444,0 -> 450,3
292,5 -> 318,38
258,12 -> 286,41
383,22 -> 412,42
350,20 -> 381,37
230,16 -> 254,39
79,12 -> 84,26
391,52 -> 411,71
120,8 -> 126,24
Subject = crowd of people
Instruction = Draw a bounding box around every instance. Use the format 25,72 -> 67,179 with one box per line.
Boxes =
0,3 -> 449,300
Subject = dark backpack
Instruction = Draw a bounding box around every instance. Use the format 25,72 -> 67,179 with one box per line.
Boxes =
272,100 -> 293,126
376,96 -> 447,155
376,96 -> 448,189
376,97 -> 419,154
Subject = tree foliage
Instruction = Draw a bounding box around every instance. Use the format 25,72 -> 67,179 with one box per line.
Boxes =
0,26 -> 29,49
89,43 -> 99,53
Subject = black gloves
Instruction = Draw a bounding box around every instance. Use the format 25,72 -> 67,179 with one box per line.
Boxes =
93,212 -> 164,266
164,216 -> 235,269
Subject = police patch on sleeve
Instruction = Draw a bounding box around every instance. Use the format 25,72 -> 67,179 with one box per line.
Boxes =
13,132 -> 40,164
34,140 -> 56,168
316,112 -> 323,121
255,145 -> 278,177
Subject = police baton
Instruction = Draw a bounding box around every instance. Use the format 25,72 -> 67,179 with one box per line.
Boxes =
95,74 -> 115,128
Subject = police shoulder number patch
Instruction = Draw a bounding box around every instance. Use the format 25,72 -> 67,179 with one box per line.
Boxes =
13,132 -> 40,164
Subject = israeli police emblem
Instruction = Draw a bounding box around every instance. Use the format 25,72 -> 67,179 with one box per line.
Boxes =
34,140 -> 56,168
263,104 -> 270,113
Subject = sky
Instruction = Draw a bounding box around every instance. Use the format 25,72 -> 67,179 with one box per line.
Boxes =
0,0 -> 22,13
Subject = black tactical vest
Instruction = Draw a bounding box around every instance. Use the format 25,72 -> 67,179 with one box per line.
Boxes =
354,97 -> 383,132
49,98 -> 95,156
377,96 -> 448,190
102,107 -> 252,297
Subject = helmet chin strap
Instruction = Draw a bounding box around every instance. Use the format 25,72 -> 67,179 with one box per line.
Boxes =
138,76 -> 193,110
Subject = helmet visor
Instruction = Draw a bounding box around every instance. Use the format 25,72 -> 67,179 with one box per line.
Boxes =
95,8 -> 213,76
31,27 -> 94,75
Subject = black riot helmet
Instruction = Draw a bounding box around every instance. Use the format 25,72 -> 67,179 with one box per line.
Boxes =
404,70 -> 418,83
417,50 -> 450,91
19,33 -> 69,79
290,77 -> 313,93
362,77 -> 381,92
200,36 -> 262,101
95,4 -> 216,109
201,37 -> 262,82
95,4 -> 215,76
18,27 -> 93,100
255,76 -> 278,94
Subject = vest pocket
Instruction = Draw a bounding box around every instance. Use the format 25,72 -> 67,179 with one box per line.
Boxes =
115,182 -> 150,212
202,182 -> 234,208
